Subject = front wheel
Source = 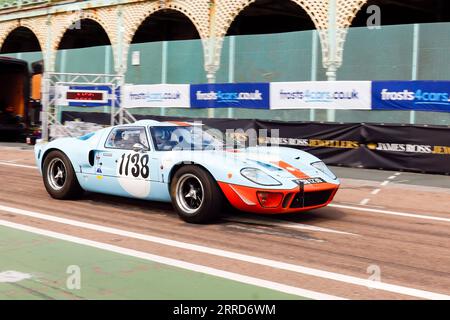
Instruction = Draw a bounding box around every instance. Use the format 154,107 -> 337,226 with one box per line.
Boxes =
170,166 -> 223,223
42,150 -> 83,199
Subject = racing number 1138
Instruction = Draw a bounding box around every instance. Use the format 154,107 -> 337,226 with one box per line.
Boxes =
119,153 -> 150,179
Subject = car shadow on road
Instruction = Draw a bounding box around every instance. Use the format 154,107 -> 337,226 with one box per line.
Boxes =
223,206 -> 347,224
81,191 -> 347,226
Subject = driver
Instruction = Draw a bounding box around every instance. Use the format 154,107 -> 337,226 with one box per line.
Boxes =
154,128 -> 172,151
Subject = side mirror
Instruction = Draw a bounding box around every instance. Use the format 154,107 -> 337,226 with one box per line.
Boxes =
132,143 -> 147,153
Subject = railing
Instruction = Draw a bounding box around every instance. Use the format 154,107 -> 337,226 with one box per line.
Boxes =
0,0 -> 75,10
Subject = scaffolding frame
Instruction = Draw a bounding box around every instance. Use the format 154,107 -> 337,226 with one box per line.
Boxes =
41,72 -> 135,141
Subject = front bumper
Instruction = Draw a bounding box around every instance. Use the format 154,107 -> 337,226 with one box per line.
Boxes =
218,181 -> 339,214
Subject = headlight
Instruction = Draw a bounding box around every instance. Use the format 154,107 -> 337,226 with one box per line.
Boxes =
311,161 -> 337,180
240,168 -> 282,186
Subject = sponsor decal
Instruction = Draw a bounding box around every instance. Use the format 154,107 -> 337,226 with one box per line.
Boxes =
372,81 -> 450,112
123,84 -> 190,108
270,81 -> 372,110
190,83 -> 270,109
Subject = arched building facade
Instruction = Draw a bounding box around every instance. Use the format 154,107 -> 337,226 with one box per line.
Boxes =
0,0 -> 373,80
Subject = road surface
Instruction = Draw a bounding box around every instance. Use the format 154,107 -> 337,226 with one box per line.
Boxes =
0,144 -> 449,300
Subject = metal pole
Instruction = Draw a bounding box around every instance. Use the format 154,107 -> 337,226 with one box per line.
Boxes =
326,0 -> 337,122
228,36 -> 236,119
41,72 -> 50,141
310,31 -> 318,122
41,14 -> 53,141
161,40 -> 168,116
116,5 -> 126,125
205,37 -> 217,119
410,24 -> 420,125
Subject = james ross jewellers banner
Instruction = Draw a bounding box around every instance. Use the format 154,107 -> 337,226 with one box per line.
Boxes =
256,121 -> 450,175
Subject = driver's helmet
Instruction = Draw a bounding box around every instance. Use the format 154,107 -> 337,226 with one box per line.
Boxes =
170,127 -> 193,145
153,127 -> 171,149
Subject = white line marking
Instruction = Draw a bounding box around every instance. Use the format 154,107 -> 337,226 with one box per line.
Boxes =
380,180 -> 390,187
395,173 -> 402,176
371,189 -> 381,195
330,204 -> 450,223
0,219 -> 342,300
224,216 -> 357,236
0,203 -> 448,300
0,271 -> 32,283
388,176 -> 397,180
0,161 -> 36,169
359,198 -> 371,206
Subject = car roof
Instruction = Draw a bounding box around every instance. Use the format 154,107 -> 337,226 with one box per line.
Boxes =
123,120 -> 202,127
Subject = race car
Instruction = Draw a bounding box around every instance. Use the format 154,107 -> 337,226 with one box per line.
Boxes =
34,120 -> 340,223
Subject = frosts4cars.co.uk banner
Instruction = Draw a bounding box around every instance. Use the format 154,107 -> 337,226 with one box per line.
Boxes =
123,84 -> 190,108
372,81 -> 450,112
190,83 -> 270,109
270,81 -> 372,110
121,81 -> 450,112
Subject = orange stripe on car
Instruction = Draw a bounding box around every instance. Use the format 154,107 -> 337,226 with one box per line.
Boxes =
169,121 -> 191,126
271,160 -> 310,179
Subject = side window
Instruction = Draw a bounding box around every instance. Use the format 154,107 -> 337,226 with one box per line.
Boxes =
105,127 -> 149,150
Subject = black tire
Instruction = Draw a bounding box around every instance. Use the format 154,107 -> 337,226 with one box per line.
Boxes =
42,150 -> 83,199
170,165 -> 223,223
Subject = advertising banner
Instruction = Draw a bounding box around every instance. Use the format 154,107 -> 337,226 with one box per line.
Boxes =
123,84 -> 190,108
190,83 -> 270,109
55,85 -> 112,107
372,81 -> 450,112
270,81 -> 372,110
257,120 -> 450,175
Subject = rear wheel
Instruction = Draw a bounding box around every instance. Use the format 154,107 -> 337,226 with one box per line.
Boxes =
43,150 -> 82,199
170,166 -> 223,223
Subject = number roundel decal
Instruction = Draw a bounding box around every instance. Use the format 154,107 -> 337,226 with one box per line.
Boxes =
118,153 -> 150,179
116,151 -> 151,199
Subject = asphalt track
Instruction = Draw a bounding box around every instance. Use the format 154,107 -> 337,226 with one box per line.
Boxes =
0,144 -> 449,300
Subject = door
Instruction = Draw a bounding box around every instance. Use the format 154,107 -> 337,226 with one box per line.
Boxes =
97,126 -> 158,199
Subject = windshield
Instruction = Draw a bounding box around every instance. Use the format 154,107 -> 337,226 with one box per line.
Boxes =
150,125 -> 239,151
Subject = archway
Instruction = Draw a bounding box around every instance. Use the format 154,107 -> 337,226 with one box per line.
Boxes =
55,19 -> 113,74
1,26 -> 41,53
128,9 -> 202,85
227,0 -> 315,36
58,18 -> 110,49
351,0 -> 450,27
0,26 -> 43,128
223,0 -> 317,84
132,9 -> 200,43
345,0 -> 450,81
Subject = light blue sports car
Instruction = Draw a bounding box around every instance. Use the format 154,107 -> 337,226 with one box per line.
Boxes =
35,120 -> 340,223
